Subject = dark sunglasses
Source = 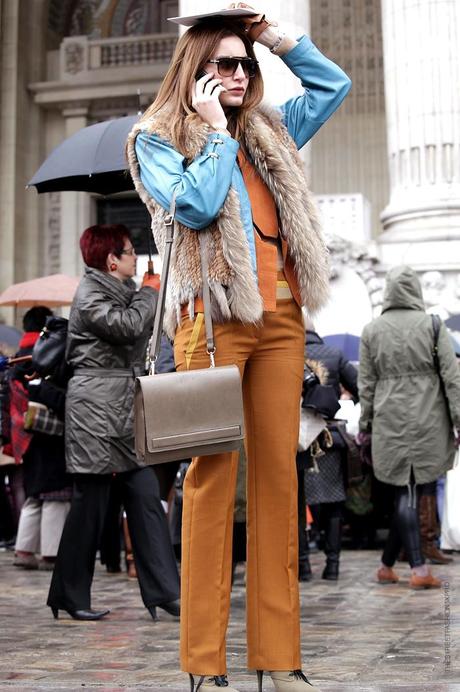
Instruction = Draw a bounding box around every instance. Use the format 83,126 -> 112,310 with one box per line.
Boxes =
206,56 -> 259,78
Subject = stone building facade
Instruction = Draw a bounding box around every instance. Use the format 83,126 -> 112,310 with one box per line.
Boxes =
0,0 -> 459,326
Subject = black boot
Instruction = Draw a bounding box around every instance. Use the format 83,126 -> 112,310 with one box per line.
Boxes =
298,525 -> 312,582
297,467 -> 312,582
322,513 -> 342,581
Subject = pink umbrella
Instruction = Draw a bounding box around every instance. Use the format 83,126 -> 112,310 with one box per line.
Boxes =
0,274 -> 80,307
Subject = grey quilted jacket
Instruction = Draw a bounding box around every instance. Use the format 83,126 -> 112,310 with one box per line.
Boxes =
65,268 -> 157,474
359,265 -> 460,486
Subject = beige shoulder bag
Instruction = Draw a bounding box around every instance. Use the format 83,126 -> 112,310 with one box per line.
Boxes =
134,196 -> 244,465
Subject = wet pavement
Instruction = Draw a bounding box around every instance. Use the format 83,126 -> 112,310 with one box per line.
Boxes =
1,548 -> 459,691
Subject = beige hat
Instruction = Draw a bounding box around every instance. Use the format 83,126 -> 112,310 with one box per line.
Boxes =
168,7 -> 259,27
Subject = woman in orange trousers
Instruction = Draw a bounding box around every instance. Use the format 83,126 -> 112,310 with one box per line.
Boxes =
127,6 -> 350,690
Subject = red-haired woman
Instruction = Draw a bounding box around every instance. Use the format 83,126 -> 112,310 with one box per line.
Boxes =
47,224 -> 180,621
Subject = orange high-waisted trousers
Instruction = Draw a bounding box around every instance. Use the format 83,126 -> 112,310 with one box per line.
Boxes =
174,298 -> 305,675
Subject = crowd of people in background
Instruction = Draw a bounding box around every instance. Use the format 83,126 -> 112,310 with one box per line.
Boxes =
1,6 -> 459,691
1,262 -> 459,604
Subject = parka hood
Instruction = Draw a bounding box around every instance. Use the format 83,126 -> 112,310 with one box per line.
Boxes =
382,265 -> 425,313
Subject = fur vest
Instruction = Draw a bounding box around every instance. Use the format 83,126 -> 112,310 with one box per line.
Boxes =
126,105 -> 329,338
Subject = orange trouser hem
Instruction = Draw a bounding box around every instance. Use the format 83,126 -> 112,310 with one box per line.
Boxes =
174,299 -> 304,675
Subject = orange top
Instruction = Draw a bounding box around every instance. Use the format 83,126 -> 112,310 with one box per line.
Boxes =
237,149 -> 279,311
237,150 -> 301,311
180,150 -> 302,318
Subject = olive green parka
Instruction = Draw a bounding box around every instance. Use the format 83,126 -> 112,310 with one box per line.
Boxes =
358,266 -> 460,486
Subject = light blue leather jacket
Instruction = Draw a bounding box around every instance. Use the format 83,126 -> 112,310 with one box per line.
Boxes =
135,36 -> 351,275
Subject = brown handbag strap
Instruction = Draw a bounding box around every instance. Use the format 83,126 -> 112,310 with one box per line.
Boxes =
149,196 -> 215,373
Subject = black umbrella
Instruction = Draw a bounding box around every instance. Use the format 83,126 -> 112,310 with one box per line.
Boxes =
28,115 -> 139,195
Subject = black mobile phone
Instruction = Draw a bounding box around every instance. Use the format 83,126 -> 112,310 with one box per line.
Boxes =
195,69 -> 208,82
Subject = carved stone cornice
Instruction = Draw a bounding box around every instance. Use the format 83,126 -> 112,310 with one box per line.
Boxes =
29,31 -> 176,109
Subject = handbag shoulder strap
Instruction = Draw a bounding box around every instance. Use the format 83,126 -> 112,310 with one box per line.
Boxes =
198,233 -> 216,366
149,197 -> 215,372
431,314 -> 453,427
431,314 -> 441,375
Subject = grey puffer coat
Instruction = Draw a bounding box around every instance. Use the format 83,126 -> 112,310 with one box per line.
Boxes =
65,268 -> 157,474
359,265 -> 460,486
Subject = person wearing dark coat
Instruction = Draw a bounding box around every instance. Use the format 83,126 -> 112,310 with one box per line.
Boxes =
47,224 -> 180,621
304,331 -> 359,403
297,326 -> 359,581
4,307 -> 72,570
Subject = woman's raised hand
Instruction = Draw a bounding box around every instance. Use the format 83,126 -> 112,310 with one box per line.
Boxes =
192,73 -> 228,131
228,3 -> 293,54
228,3 -> 277,43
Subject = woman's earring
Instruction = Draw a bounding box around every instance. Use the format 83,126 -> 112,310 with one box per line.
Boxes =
110,263 -> 117,271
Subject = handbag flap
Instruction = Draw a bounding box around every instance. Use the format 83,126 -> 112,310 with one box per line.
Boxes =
150,425 -> 242,450
136,365 -> 244,454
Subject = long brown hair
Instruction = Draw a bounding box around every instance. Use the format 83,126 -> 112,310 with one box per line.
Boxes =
141,21 -> 264,152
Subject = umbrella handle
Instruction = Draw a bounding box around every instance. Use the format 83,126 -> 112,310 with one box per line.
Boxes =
0,354 -> 33,373
8,355 -> 32,365
25,371 -> 39,381
147,228 -> 154,275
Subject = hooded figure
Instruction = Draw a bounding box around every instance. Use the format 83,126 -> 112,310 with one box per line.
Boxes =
359,265 -> 460,487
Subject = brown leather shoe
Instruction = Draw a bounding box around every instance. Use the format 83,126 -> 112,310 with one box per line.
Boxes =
377,566 -> 399,584
409,572 -> 442,589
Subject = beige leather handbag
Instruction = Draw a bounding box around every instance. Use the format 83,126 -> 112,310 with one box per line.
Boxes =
134,197 -> 244,465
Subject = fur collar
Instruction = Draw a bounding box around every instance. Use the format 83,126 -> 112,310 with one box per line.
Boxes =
127,104 -> 329,335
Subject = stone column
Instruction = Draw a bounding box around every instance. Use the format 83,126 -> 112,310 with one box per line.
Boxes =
0,0 -> 47,324
60,106 -> 92,277
0,0 -> 19,308
379,0 -> 460,271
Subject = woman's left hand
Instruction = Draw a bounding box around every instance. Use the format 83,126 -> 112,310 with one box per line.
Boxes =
229,3 -> 294,54
228,2 -> 278,43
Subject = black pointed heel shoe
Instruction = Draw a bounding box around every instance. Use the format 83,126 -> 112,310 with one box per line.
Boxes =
148,606 -> 158,621
189,674 -> 204,691
257,670 -> 264,691
189,673 -> 240,690
50,606 -> 110,621
158,599 -> 180,617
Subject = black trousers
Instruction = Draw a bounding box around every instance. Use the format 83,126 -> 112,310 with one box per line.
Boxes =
381,481 -> 433,569
297,467 -> 308,563
47,467 -> 180,612
99,480 -> 123,570
309,501 -> 343,561
0,468 -> 16,541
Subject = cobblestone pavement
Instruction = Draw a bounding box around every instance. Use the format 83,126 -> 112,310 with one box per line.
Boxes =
1,549 -> 459,691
